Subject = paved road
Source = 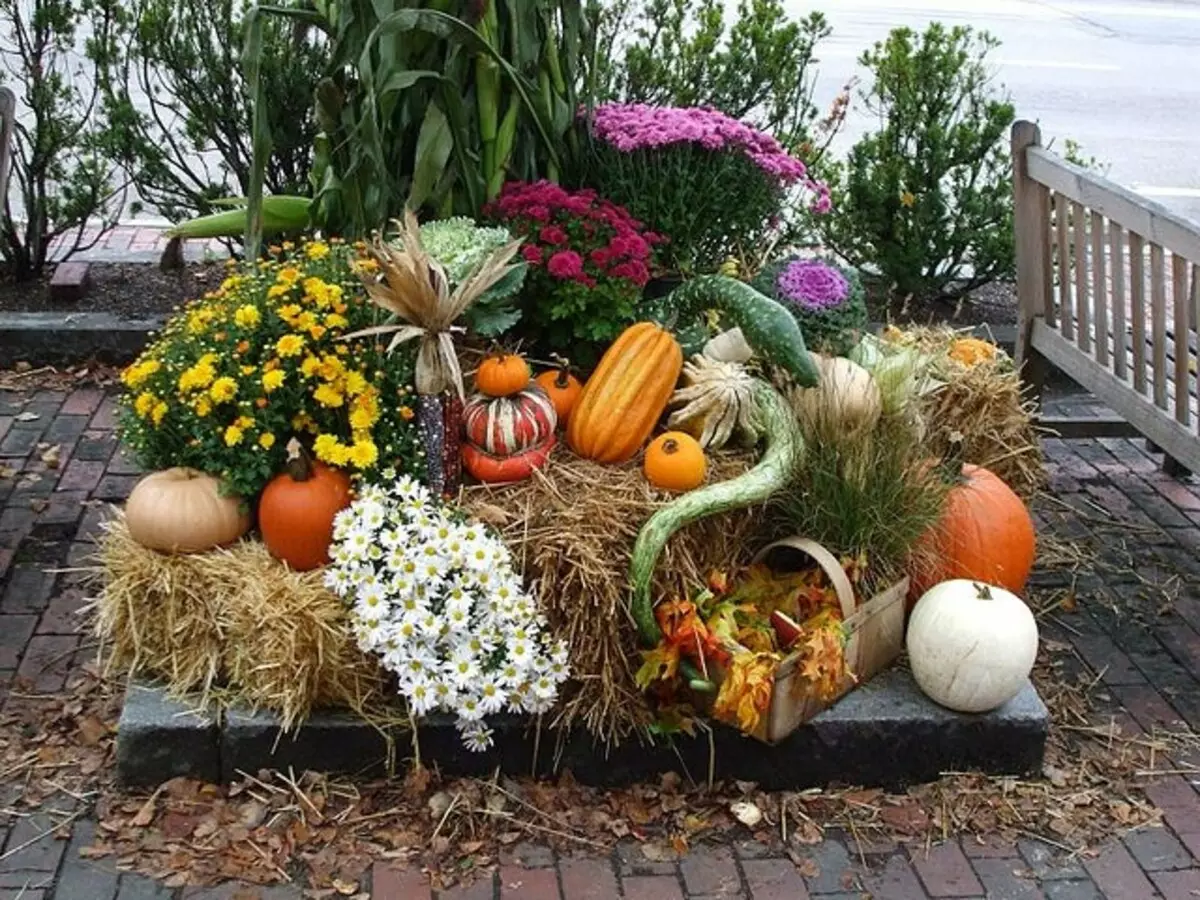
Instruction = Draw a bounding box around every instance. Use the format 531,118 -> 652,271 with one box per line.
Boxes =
784,0 -> 1200,224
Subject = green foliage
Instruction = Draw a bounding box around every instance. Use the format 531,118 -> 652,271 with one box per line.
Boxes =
750,257 -> 868,357
591,0 -> 832,155
99,0 -> 324,225
244,1 -> 592,253
0,0 -> 126,280
818,23 -> 1016,300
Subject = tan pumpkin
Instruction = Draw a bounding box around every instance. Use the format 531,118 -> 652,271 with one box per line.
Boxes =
125,467 -> 250,553
567,322 -> 684,464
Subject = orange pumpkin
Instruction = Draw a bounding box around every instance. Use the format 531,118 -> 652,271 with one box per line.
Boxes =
476,351 -> 530,397
259,442 -> 353,571
644,432 -> 706,492
567,322 -> 683,464
534,363 -> 583,425
909,464 -> 1036,603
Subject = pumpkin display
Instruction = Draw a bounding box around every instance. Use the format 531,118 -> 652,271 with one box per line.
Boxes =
475,351 -> 531,397
567,322 -> 684,464
534,363 -> 583,426
258,441 -> 353,571
909,464 -> 1036,601
463,435 -> 556,483
644,432 -> 707,492
462,384 -> 557,456
907,579 -> 1038,713
125,468 -> 250,554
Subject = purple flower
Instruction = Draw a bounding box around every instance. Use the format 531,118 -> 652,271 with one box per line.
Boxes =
776,260 -> 850,312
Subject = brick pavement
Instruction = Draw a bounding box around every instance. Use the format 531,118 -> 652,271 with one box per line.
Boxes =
1,383 -> 1200,899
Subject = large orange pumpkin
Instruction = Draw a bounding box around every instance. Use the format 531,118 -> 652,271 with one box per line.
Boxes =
567,322 -> 683,464
909,464 -> 1036,603
259,442 -> 353,571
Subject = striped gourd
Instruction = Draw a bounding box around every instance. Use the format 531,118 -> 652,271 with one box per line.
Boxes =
566,322 -> 684,464
462,384 -> 557,456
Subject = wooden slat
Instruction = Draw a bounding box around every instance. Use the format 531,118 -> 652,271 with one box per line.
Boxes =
1174,253 -> 1192,426
1026,145 -> 1200,264
1041,188 -> 1056,329
1130,232 -> 1148,393
1151,243 -> 1168,409
1030,320 -> 1200,474
1073,201 -> 1090,351
1110,222 -> 1128,379
1091,211 -> 1108,366
1055,194 -> 1074,340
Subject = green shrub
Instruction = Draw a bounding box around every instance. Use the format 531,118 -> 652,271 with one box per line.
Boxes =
100,0 -> 324,225
750,256 -> 867,356
818,23 -> 1016,300
0,0 -> 126,280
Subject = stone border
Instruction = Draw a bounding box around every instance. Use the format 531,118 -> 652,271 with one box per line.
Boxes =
117,668 -> 1049,789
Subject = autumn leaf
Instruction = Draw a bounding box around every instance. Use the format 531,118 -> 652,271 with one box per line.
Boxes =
635,644 -> 680,689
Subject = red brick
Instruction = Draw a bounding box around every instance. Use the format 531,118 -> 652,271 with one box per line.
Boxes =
1068,633 -> 1145,685
59,390 -> 104,417
438,871 -> 497,899
0,416 -> 11,443
741,858 -> 810,900
0,614 -> 36,669
370,863 -> 432,900
860,854 -> 925,899
88,398 -> 117,430
1083,841 -> 1157,899
56,460 -> 105,494
558,856 -> 619,900
621,875 -> 684,900
909,841 -> 984,897
1176,831 -> 1200,861
16,635 -> 78,692
1143,775 -> 1200,838
102,228 -> 133,251
1157,625 -> 1200,683
1111,684 -> 1185,731
1150,868 -> 1200,900
1151,479 -> 1200,512
680,846 -> 740,895
962,835 -> 1021,858
499,865 -> 559,898
971,857 -> 1043,898
0,548 -> 11,583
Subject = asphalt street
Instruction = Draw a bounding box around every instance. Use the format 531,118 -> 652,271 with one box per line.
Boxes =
784,0 -> 1200,223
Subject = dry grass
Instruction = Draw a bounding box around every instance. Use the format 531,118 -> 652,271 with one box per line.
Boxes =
887,326 -> 1045,498
460,452 -> 770,746
90,516 -> 386,729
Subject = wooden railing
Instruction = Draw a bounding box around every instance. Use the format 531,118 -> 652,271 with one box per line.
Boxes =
1013,120 -> 1200,475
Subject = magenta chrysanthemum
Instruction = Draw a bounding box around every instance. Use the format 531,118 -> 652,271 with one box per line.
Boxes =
776,260 -> 850,311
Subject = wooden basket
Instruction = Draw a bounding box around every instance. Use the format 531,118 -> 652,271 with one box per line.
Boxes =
711,537 -> 907,744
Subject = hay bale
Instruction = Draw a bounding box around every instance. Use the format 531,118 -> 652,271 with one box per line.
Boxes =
461,453 -> 768,745
886,326 -> 1045,498
91,516 -> 385,729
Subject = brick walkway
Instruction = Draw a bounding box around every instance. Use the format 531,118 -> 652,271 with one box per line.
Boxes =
2,384 -> 1200,899
49,224 -> 226,264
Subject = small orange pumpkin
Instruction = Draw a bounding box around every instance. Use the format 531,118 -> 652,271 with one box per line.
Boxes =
534,361 -> 583,426
259,440 -> 353,571
644,432 -> 707,492
909,463 -> 1035,603
476,351 -> 530,397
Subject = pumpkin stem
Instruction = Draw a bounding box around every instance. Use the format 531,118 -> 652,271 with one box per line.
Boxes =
973,582 -> 994,600
550,354 -> 572,388
284,437 -> 314,482
661,438 -> 679,455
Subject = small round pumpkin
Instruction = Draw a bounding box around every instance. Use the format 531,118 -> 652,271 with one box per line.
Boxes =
476,351 -> 530,397
910,464 -> 1036,602
534,363 -> 583,426
907,579 -> 1039,713
258,441 -> 353,571
125,467 -> 250,554
644,432 -> 707,492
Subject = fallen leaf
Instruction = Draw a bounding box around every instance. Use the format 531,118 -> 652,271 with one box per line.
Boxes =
15,411 -> 39,421
1043,765 -> 1070,788
0,464 -> 15,479
730,801 -> 763,828
332,878 -> 358,896
76,715 -> 108,746
40,444 -> 61,468
641,840 -> 680,863
795,856 -> 820,878
131,790 -> 161,827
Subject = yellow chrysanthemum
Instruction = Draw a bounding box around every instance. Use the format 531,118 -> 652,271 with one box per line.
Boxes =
277,303 -> 302,322
224,425 -> 244,446
324,313 -> 349,330
347,439 -> 378,469
262,369 -> 286,393
308,324 -> 328,341
295,311 -> 317,331
305,241 -> 330,261
276,334 -> 305,357
277,266 -> 302,285
344,371 -> 368,396
194,397 -> 212,417
313,433 -> 341,463
134,392 -> 156,418
319,355 -> 345,381
220,275 -> 245,293
300,355 -> 321,378
313,383 -> 345,408
349,406 -> 374,431
178,361 -> 216,393
259,433 -> 276,449
267,284 -> 290,299
151,401 -> 169,426
234,305 -> 261,329
210,377 -> 238,403
122,359 -> 161,388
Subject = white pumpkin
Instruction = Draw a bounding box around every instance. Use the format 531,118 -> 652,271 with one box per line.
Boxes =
125,467 -> 250,554
906,579 -> 1038,713
792,354 -> 882,434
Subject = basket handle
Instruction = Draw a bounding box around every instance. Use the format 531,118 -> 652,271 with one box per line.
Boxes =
752,537 -> 856,620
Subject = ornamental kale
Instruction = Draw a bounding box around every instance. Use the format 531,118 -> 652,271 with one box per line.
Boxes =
416,217 -> 526,337
576,104 -> 830,274
484,180 -> 664,365
751,256 -> 867,357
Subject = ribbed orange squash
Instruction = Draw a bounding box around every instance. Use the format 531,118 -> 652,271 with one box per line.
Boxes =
567,322 -> 684,464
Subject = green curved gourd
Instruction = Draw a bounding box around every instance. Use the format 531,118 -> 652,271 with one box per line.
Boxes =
629,382 -> 804,648
663,275 -> 820,388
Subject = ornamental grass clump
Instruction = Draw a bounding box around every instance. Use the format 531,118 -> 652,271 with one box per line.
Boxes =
324,474 -> 570,752
117,239 -> 424,500
751,256 -> 868,356
578,103 -> 831,273
484,180 -> 664,365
